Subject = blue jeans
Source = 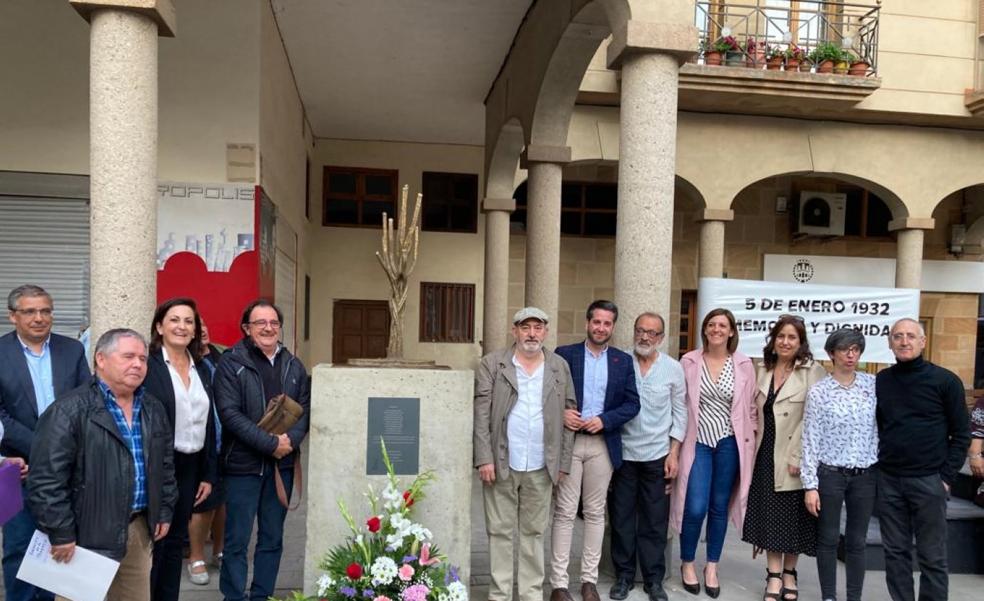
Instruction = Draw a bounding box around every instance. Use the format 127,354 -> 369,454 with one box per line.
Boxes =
679,436 -> 739,563
3,486 -> 54,601
220,468 -> 293,601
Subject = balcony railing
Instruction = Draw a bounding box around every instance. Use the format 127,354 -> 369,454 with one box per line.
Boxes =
694,0 -> 880,76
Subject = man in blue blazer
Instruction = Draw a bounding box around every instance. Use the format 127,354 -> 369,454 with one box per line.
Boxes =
550,300 -> 640,601
0,285 -> 89,601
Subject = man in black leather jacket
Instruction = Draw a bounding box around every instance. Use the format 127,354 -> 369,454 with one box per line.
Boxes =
215,299 -> 310,601
27,328 -> 177,601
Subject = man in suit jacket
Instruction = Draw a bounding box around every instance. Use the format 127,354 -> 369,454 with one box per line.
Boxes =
551,300 -> 640,601
474,307 -> 576,601
0,285 -> 89,601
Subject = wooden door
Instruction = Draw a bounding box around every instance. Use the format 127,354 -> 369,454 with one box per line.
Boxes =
332,299 -> 389,364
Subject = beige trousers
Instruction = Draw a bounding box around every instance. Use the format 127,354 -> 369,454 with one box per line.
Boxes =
550,433 -> 613,588
56,516 -> 153,601
483,467 -> 553,601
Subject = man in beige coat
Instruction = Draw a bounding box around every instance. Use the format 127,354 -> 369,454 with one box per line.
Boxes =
474,307 -> 577,601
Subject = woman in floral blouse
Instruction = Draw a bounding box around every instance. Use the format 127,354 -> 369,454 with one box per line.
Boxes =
801,328 -> 879,601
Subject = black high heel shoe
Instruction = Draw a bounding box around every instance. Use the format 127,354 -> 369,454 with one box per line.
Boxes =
703,565 -> 720,599
763,570 -> 783,601
680,565 -> 700,596
781,568 -> 799,600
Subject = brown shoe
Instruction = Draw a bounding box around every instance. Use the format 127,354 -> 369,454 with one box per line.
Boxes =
581,582 -> 601,601
550,588 -> 574,601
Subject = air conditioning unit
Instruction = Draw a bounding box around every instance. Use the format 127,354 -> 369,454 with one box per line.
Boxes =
797,192 -> 846,236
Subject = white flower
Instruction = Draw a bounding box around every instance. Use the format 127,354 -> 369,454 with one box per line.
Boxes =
446,580 -> 468,601
316,573 -> 335,596
356,534 -> 364,545
409,524 -> 432,542
382,483 -> 402,510
371,556 -> 399,586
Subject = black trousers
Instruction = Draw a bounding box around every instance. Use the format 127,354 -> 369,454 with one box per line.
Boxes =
815,465 -> 877,601
876,472 -> 949,601
608,457 -> 669,586
151,450 -> 203,601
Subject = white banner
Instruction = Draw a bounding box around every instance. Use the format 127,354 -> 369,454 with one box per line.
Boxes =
697,278 -> 921,364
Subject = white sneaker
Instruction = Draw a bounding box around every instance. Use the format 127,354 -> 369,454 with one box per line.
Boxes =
187,560 -> 209,585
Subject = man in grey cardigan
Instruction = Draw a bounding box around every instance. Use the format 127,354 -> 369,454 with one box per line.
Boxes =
474,307 -> 576,601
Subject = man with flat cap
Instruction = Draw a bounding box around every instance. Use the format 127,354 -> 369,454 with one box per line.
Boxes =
474,307 -> 577,601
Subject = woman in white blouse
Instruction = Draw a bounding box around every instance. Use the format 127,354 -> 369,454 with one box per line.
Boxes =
801,328 -> 878,601
145,298 -> 218,601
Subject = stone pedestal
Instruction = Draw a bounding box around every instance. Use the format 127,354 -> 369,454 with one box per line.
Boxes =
304,365 -> 474,592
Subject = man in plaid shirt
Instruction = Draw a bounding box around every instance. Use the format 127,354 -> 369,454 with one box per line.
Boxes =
28,329 -> 177,601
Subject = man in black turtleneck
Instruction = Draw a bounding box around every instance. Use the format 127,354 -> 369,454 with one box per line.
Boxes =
875,318 -> 969,601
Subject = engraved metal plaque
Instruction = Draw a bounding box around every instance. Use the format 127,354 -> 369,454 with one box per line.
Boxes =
366,397 -> 420,475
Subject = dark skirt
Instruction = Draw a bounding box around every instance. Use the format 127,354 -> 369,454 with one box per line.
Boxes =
193,474 -> 225,513
741,388 -> 817,556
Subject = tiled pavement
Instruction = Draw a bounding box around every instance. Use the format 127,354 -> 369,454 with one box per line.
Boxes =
3,469 -> 984,600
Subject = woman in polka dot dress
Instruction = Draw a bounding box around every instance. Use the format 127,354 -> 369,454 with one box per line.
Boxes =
742,315 -> 826,601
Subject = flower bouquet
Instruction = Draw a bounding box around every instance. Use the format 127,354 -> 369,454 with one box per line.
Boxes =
278,443 -> 467,601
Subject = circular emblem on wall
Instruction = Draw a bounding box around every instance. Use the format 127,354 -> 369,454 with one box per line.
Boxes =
792,258 -> 814,283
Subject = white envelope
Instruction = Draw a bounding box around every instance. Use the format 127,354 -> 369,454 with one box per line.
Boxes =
16,530 -> 120,601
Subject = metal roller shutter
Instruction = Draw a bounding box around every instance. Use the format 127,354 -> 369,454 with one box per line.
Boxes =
0,195 -> 90,338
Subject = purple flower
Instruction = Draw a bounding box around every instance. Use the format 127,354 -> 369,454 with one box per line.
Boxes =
340,587 -> 357,598
402,555 -> 418,563
363,589 -> 376,598
448,566 -> 460,583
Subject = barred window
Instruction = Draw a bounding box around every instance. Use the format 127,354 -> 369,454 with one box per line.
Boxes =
419,282 -> 475,343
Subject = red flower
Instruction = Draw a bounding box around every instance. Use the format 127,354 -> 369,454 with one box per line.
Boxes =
366,516 -> 381,532
346,562 -> 363,580
403,490 -> 414,507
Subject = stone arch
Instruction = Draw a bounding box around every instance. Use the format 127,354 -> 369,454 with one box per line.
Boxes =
528,2 -> 614,146
729,170 -> 906,220
485,117 -> 526,200
675,174 -> 707,210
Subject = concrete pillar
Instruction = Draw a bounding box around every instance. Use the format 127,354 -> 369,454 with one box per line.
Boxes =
72,1 -> 175,343
482,198 -> 515,352
522,145 -> 569,347
889,217 -> 934,289
697,209 -> 734,279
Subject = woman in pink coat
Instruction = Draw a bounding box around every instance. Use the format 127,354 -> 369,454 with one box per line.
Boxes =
670,308 -> 758,598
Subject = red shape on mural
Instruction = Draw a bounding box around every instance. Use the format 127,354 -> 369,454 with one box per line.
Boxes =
156,250 -> 259,347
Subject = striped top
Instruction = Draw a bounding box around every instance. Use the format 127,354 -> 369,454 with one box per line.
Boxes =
696,356 -> 735,447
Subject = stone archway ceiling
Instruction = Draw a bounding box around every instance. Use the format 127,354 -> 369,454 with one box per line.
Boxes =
271,0 -> 532,145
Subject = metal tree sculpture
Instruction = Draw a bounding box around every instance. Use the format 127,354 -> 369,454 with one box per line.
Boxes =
375,185 -> 421,359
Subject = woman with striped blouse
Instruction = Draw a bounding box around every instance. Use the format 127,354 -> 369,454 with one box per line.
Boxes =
671,308 -> 758,598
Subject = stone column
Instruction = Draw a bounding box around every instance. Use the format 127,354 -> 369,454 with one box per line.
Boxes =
889,217 -> 934,289
72,1 -> 175,343
608,21 -> 696,348
482,197 -> 515,353
522,145 -> 569,347
697,209 -> 734,279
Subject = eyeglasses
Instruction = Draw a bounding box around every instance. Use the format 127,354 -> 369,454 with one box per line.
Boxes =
12,308 -> 53,318
248,319 -> 281,329
778,314 -> 805,323
634,327 -> 664,338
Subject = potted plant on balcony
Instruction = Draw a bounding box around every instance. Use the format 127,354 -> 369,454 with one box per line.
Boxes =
765,45 -> 784,70
745,38 -> 765,68
784,44 -> 807,71
720,36 -> 743,67
849,54 -> 871,76
834,51 -> 853,75
809,41 -> 842,74
701,38 -> 722,66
